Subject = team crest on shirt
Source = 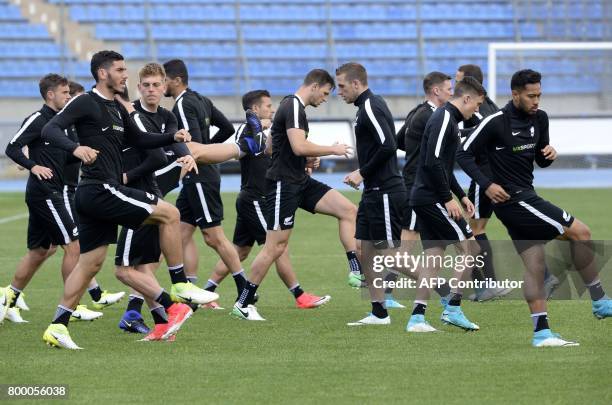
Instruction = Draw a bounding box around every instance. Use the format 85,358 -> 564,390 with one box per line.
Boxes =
161,123 -> 166,133
146,192 -> 155,201
562,211 -> 571,222
530,126 -> 535,137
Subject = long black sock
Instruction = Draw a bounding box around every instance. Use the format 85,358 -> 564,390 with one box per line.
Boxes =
238,281 -> 259,308
434,282 -> 451,297
8,285 -> 21,308
205,279 -> 218,292
448,293 -> 462,306
51,305 -> 73,326
532,312 -> 549,332
155,290 -> 174,310
586,279 -> 606,301
168,264 -> 188,284
233,270 -> 247,297
346,251 -> 362,274
412,301 -> 427,316
150,306 -> 168,325
371,301 -> 388,319
475,233 -> 497,281
88,285 -> 102,302
126,295 -> 144,314
289,284 -> 304,299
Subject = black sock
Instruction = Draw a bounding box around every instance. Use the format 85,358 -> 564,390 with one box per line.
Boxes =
434,282 -> 451,297
346,251 -> 362,274
205,279 -> 218,292
52,305 -> 73,326
384,272 -> 397,294
168,264 -> 188,284
188,303 -> 199,312
8,286 -> 21,308
88,285 -> 102,302
150,306 -> 168,324
289,284 -> 304,299
155,290 -> 174,310
233,270 -> 247,297
238,281 -> 258,308
371,301 -> 388,319
412,302 -> 427,316
475,233 -> 497,281
126,295 -> 144,314
532,313 -> 549,332
587,280 -> 606,301
448,293 -> 462,306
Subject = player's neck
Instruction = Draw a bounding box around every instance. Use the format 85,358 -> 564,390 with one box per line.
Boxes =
44,101 -> 59,112
93,84 -> 115,100
449,98 -> 466,117
173,86 -> 188,100
426,96 -> 443,108
294,88 -> 309,106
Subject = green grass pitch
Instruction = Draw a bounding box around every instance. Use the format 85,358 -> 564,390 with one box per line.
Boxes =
0,189 -> 611,404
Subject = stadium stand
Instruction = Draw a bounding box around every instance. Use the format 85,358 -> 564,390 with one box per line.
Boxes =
0,0 -> 610,97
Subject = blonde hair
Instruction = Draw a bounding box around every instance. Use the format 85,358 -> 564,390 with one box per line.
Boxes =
139,62 -> 166,82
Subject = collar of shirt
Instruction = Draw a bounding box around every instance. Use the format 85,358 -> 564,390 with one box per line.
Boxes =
353,88 -> 372,106
40,104 -> 57,118
175,89 -> 188,102
135,99 -> 158,114
426,100 -> 437,110
444,102 -> 464,122
294,93 -> 305,107
506,100 -> 532,120
92,87 -> 113,101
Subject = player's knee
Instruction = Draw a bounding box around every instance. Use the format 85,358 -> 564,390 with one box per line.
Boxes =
62,241 -> 80,257
114,266 -> 130,284
28,247 -> 49,263
203,231 -> 222,248
344,203 -> 358,220
45,245 -> 58,259
153,201 -> 179,225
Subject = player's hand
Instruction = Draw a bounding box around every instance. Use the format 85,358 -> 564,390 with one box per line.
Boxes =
461,196 -> 475,218
31,165 -> 53,180
306,157 -> 320,170
445,199 -> 463,221
73,145 -> 99,165
485,183 -> 510,204
114,94 -> 135,113
305,167 -> 313,176
261,118 -> 272,130
332,142 -> 353,158
541,145 -> 557,160
174,129 -> 191,143
177,155 -> 198,174
343,170 -> 363,190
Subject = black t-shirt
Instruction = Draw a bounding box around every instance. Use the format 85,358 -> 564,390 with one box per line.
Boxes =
457,101 -> 552,200
172,88 -> 234,184
119,100 -> 179,196
266,95 -> 308,184
353,88 -> 402,191
63,125 -> 81,188
410,102 -> 466,206
42,89 -> 177,185
5,104 -> 80,199
236,123 -> 270,199
399,100 -> 437,190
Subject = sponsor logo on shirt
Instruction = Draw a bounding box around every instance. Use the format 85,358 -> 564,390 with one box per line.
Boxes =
512,143 -> 535,152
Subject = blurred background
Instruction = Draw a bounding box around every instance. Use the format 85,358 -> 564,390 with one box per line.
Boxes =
1,0 -> 611,185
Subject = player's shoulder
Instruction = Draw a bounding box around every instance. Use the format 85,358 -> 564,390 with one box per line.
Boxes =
535,109 -> 549,121
278,95 -> 300,113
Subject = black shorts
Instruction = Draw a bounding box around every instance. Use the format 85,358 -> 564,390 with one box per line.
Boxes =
494,192 -> 574,253
75,183 -> 158,254
264,177 -> 331,231
468,180 -> 494,220
413,203 -> 473,250
155,161 -> 182,197
63,185 -> 77,220
176,182 -> 223,229
356,189 -> 405,246
233,193 -> 268,247
401,198 -> 420,231
26,193 -> 78,250
115,224 -> 161,267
